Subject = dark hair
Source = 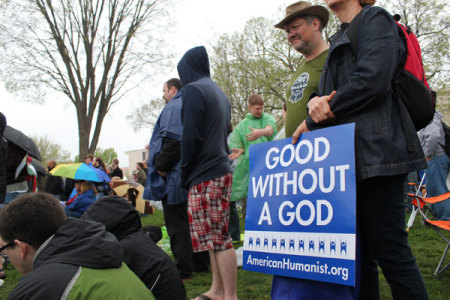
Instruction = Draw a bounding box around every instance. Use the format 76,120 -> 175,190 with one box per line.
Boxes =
84,153 -> 94,161
248,94 -> 264,106
360,0 -> 376,6
95,157 -> 107,170
302,15 -> 324,32
137,162 -> 144,169
165,78 -> 183,92
0,112 -> 6,135
112,158 -> 119,165
127,188 -> 138,208
47,160 -> 57,170
0,193 -> 66,249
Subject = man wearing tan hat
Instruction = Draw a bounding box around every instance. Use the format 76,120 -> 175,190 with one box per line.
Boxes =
271,2 -> 358,299
275,1 -> 329,139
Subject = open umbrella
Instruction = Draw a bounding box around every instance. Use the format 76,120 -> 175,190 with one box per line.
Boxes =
112,179 -> 152,214
4,126 -> 41,160
50,163 -> 110,183
30,158 -> 46,175
14,156 -> 47,179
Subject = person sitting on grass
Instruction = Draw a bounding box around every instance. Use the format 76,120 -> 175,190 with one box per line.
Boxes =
0,193 -> 154,299
64,181 -> 97,218
81,195 -> 186,300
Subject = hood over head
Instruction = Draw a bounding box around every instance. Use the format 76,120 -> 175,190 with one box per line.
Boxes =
177,46 -> 210,86
81,195 -> 141,240
34,218 -> 123,269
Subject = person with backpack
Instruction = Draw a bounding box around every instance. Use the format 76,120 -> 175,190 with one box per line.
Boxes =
418,111 -> 450,220
292,0 -> 428,299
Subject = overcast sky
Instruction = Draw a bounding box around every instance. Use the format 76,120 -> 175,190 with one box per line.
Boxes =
0,0 -> 291,167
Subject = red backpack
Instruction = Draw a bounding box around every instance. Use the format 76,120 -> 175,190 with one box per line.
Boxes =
392,14 -> 435,131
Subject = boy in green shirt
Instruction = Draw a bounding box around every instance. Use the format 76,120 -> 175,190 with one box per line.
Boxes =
229,94 -> 277,224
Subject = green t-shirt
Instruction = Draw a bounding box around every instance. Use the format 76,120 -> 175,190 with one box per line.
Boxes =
285,50 -> 328,137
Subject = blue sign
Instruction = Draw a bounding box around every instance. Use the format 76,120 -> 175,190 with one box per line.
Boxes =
243,124 -> 356,286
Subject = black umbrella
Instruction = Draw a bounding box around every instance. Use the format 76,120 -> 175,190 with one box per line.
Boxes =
29,158 -> 47,175
3,126 -> 41,160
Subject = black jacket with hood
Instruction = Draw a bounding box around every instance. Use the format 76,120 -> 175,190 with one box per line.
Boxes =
177,46 -> 232,188
81,196 -> 186,300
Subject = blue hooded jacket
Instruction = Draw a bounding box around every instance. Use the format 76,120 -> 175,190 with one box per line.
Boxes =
177,46 -> 232,188
144,91 -> 187,204
65,188 -> 96,218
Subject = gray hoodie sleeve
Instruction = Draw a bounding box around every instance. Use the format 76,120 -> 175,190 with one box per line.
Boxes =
418,112 -> 445,159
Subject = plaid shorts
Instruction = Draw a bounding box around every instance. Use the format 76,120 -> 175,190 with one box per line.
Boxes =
188,173 -> 233,252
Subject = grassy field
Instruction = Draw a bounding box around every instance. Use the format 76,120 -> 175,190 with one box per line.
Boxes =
0,208 -> 449,299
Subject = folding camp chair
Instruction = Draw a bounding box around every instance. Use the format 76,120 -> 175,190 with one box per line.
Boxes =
406,172 -> 428,231
407,190 -> 450,275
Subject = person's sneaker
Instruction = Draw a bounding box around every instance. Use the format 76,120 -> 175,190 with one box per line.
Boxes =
0,279 -> 4,286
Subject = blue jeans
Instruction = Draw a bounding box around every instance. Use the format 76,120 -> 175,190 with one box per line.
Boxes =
5,191 -> 26,203
426,154 -> 450,220
357,175 -> 428,300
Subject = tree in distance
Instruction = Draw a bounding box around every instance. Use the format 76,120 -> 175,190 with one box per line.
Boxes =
0,0 -> 174,159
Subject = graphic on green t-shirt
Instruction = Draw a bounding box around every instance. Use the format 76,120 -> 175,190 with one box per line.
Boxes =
285,50 -> 328,138
290,72 -> 310,103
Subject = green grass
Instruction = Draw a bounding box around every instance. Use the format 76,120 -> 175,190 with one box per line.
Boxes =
1,209 -> 449,299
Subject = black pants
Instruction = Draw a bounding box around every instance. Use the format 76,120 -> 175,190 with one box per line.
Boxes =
162,198 -> 193,279
229,201 -> 241,241
357,175 -> 428,300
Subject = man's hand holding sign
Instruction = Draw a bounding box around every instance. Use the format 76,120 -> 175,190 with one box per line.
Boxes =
243,124 -> 356,286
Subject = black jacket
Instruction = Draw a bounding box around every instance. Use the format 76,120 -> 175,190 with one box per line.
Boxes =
81,196 -> 186,300
110,167 -> 124,179
0,140 -> 6,202
177,46 -> 232,188
0,113 -> 5,202
44,172 -> 63,195
307,5 -> 426,180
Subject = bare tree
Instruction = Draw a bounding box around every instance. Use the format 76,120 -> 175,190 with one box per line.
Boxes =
210,17 -> 299,127
31,135 -> 72,164
126,97 -> 164,132
0,0 -> 173,160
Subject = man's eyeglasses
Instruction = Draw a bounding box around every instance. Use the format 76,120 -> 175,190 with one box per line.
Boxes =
285,21 -> 307,35
0,241 -> 14,258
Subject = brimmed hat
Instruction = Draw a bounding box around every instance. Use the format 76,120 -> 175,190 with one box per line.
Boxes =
274,1 -> 329,29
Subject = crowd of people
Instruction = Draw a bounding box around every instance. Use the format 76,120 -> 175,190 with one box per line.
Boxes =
0,0 -> 449,299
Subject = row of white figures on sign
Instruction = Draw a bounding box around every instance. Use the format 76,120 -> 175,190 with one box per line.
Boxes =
245,233 -> 350,257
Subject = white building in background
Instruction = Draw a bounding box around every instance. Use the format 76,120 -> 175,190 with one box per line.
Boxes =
124,148 -> 148,179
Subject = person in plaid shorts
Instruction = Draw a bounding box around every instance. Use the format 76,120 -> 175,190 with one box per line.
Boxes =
178,46 -> 238,300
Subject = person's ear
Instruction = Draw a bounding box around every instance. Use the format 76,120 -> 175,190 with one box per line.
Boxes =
15,240 -> 32,259
313,17 -> 321,31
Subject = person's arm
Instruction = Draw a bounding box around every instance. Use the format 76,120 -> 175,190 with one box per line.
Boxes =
180,86 -> 205,187
246,125 -> 274,142
306,8 -> 402,130
228,120 -> 245,159
229,148 -> 244,160
418,122 -> 440,159
155,137 -> 181,173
